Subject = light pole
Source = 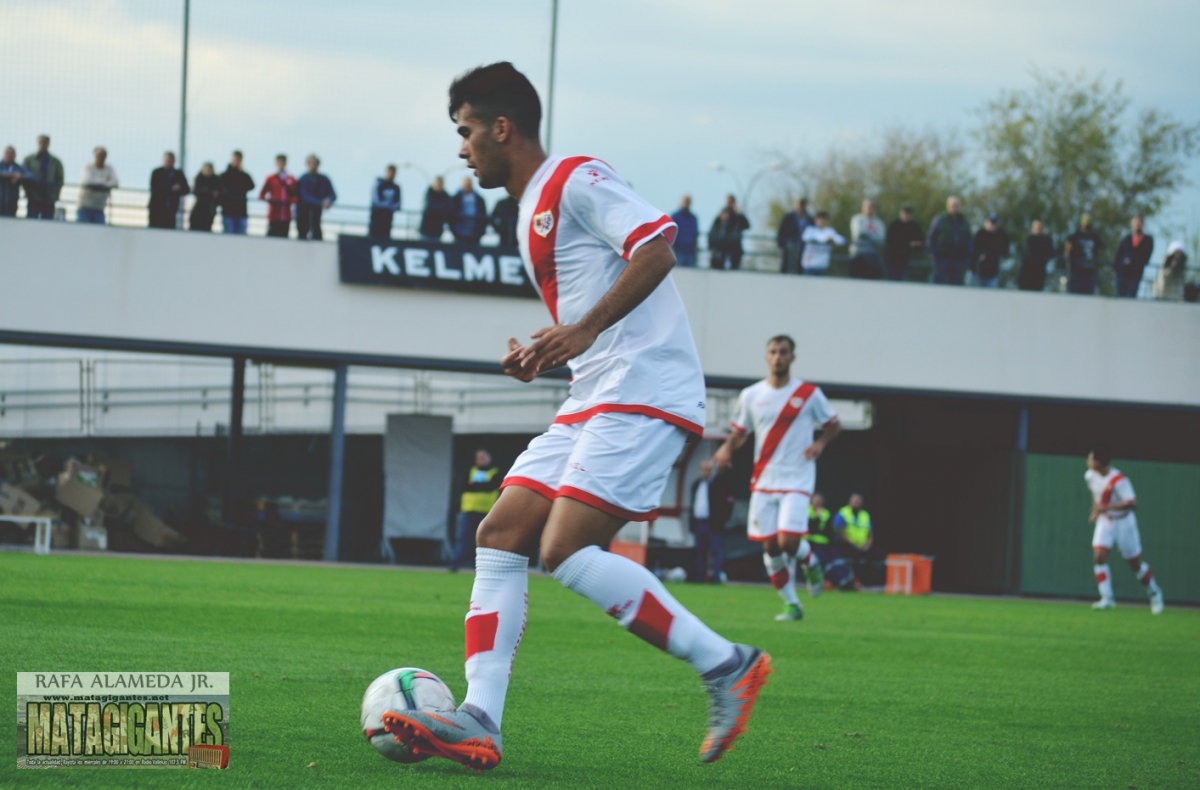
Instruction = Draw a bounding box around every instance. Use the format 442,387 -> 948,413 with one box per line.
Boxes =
546,0 -> 559,153
179,0 -> 190,176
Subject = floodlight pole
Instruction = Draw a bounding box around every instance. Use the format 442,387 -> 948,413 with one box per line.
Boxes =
324,363 -> 348,562
180,0 -> 190,175
546,0 -> 559,153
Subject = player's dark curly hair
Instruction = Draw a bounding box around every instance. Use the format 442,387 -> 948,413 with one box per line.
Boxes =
1089,444 -> 1112,465
448,62 -> 542,140
767,335 -> 795,353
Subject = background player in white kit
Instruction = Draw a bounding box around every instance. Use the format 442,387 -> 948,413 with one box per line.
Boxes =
383,62 -> 771,771
1085,445 -> 1164,613
713,336 -> 841,621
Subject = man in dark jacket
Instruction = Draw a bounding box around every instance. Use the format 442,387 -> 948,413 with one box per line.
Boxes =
1112,215 -> 1154,298
148,151 -> 190,229
1064,214 -> 1102,295
776,198 -> 813,274
927,196 -> 971,285
670,194 -> 700,267
419,176 -> 453,241
1,146 -> 31,217
219,151 -> 255,235
369,164 -> 402,239
21,135 -> 64,220
490,195 -> 520,247
971,214 -> 1010,287
1018,219 -> 1055,292
884,205 -> 923,281
709,196 -> 750,270
451,177 -> 488,244
690,460 -> 734,583
296,154 -> 336,240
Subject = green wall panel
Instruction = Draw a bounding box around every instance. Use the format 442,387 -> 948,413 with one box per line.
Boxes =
1021,454 -> 1200,603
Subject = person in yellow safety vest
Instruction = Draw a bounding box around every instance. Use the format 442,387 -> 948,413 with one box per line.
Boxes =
450,449 -> 501,571
833,493 -> 874,586
808,494 -> 854,590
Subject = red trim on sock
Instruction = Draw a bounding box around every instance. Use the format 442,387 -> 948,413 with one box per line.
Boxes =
1095,571 -> 1109,583
557,485 -> 658,522
769,568 -> 789,590
1140,571 -> 1154,586
465,611 -> 499,660
628,590 -> 673,652
501,476 -> 557,501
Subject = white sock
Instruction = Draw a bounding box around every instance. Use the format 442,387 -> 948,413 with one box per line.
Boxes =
784,552 -> 799,598
461,548 -> 528,729
1094,564 -> 1114,601
553,546 -> 735,676
1136,561 -> 1161,596
764,552 -> 799,605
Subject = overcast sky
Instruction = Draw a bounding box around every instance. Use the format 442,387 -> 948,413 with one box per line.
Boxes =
3,0 -> 1198,238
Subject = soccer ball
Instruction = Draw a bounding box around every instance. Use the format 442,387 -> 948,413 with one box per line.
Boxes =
361,667 -> 456,763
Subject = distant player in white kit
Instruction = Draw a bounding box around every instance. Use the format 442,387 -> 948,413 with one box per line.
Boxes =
1085,445 -> 1164,613
713,336 -> 841,621
383,62 -> 770,771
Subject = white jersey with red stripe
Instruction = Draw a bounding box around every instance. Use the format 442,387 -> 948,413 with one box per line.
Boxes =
1085,467 -> 1136,518
731,378 -> 839,493
516,155 -> 706,434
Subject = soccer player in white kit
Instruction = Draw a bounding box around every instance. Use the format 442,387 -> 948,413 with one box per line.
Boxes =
1085,445 -> 1164,613
383,62 -> 770,771
712,336 -> 841,621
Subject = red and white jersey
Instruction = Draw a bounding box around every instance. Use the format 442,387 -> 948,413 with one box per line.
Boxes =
1085,467 -> 1136,518
517,155 -> 706,434
731,378 -> 839,493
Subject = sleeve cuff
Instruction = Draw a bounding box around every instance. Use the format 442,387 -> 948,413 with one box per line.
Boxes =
622,216 -> 677,261
730,422 -> 747,434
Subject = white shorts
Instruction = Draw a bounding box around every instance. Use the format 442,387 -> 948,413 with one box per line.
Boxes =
501,412 -> 688,522
1092,514 -> 1142,560
748,490 -> 810,543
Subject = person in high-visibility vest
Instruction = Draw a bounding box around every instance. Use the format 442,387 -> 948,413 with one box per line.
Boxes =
833,493 -> 873,586
449,449 -> 501,572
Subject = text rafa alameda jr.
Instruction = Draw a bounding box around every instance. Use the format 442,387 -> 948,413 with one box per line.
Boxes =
26,701 -> 224,757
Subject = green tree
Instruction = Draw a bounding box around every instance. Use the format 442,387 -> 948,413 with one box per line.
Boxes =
975,70 -> 1200,248
768,127 -> 971,239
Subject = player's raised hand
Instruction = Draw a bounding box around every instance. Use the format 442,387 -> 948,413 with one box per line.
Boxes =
519,324 -> 597,374
502,337 -> 537,382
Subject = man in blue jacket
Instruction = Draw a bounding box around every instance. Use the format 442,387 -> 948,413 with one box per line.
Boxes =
297,154 -> 336,240
370,164 -> 401,239
670,194 -> 699,267
451,177 -> 488,243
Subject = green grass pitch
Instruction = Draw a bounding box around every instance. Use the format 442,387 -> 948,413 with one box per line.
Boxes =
2,552 -> 1198,789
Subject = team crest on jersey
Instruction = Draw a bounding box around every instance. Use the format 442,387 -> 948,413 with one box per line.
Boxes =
789,397 -> 804,408
533,210 -> 554,237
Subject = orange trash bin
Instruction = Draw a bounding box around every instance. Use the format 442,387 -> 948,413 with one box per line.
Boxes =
885,554 -> 934,595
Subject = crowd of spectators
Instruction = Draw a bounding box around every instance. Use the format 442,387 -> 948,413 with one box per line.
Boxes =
0,135 -> 1193,300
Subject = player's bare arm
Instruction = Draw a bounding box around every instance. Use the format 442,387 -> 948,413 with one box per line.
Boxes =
518,236 -> 677,374
713,428 -> 749,471
803,419 -> 842,460
501,338 -> 537,382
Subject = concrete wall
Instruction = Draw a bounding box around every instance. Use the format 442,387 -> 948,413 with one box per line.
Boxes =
3,219 -> 1197,408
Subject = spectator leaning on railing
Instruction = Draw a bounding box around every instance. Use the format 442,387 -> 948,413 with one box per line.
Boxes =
927,196 -> 972,285
22,135 -> 64,220
260,154 -> 298,238
1065,214 -> 1101,295
419,176 -> 453,241
849,198 -> 886,279
800,211 -> 845,275
148,151 -> 190,229
670,194 -> 699,268
219,151 -> 255,235
296,154 -> 336,241
189,162 -> 221,232
451,177 -> 487,244
1,146 -> 31,218
1153,241 -> 1188,301
369,164 -> 402,239
1018,220 -> 1055,292
777,198 -> 814,275
884,205 -> 923,281
490,194 -> 520,247
971,214 -> 1010,288
1113,215 -> 1154,298
77,146 -> 119,224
